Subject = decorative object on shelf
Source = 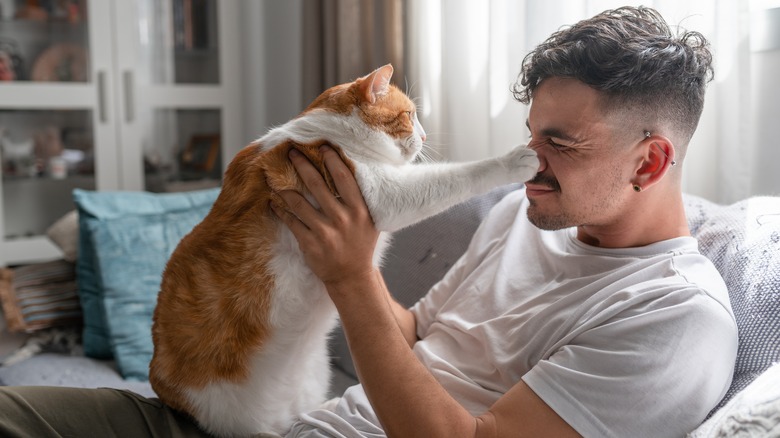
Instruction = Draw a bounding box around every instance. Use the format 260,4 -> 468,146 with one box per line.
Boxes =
0,128 -> 36,176
13,0 -> 48,21
0,51 -> 15,81
31,42 -> 88,82
7,0 -> 83,23
48,155 -> 67,179
33,125 -> 64,166
0,38 -> 24,81
180,133 -> 220,173
50,0 -> 83,24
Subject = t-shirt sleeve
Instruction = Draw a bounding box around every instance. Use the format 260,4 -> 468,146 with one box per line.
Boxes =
522,287 -> 737,438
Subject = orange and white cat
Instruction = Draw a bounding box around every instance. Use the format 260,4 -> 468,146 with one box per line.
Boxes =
149,64 -> 538,437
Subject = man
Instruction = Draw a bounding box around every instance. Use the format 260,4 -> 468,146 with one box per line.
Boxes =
274,6 -> 736,437
0,6 -> 736,437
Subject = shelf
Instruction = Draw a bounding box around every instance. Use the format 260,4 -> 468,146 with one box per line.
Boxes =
0,18 -> 88,34
0,82 -> 96,108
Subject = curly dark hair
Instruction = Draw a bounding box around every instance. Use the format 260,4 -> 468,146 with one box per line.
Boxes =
513,6 -> 713,146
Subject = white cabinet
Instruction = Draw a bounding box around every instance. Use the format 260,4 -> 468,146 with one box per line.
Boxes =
0,0 -> 241,266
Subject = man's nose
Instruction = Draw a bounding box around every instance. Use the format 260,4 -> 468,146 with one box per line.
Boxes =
530,144 -> 547,174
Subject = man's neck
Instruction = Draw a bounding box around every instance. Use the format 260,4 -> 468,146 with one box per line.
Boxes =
575,190 -> 691,248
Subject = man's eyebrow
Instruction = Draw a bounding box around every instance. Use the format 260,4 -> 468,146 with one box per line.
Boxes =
525,118 -> 579,143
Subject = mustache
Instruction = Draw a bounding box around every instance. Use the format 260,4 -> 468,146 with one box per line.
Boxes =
526,173 -> 561,192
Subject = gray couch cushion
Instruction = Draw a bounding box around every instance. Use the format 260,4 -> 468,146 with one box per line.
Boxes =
688,362 -> 780,437
685,194 -> 780,411
0,353 -> 156,398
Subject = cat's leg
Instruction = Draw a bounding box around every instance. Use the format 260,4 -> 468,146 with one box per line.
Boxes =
356,145 -> 538,231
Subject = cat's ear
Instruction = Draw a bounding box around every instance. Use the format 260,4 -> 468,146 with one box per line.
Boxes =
359,64 -> 394,104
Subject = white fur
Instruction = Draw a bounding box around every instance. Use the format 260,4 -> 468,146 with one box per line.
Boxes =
182,108 -> 538,437
185,226 -> 336,436
263,109 -> 539,231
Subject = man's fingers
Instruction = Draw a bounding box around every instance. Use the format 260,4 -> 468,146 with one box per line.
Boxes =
275,189 -> 330,231
270,197 -> 309,235
288,148 -> 343,215
320,146 -> 364,208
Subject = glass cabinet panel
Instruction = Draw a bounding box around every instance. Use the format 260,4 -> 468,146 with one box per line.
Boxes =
1,109 -> 95,238
137,0 -> 219,85
143,108 -> 221,193
0,0 -> 238,265
0,0 -> 89,83
115,0 -> 226,192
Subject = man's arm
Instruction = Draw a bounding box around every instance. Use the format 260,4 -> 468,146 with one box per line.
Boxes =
272,146 -> 579,437
378,272 -> 418,347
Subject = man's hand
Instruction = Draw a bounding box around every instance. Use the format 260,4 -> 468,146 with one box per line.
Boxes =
271,146 -> 380,289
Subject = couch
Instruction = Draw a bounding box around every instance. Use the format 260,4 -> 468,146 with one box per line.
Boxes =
0,185 -> 778,436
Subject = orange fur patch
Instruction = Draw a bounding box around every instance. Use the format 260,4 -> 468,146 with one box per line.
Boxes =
302,75 -> 417,142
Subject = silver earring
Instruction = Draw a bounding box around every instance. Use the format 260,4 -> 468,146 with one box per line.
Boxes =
633,185 -> 642,192
643,131 -> 677,166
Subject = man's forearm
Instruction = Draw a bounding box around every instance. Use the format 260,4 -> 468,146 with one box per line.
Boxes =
325,270 -> 478,438
377,271 -> 418,348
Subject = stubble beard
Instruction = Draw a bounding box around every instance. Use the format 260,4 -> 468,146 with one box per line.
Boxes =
525,173 -> 573,230
526,172 -> 624,232
526,201 -> 573,230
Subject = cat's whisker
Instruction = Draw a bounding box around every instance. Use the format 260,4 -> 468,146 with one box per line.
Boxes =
416,143 -> 445,163
405,78 -> 418,99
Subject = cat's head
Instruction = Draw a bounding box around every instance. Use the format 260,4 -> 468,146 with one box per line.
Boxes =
302,64 -> 426,164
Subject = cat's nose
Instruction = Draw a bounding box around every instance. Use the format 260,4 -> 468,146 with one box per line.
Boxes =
413,114 -> 426,143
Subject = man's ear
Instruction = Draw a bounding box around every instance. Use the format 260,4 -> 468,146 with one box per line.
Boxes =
632,135 -> 676,190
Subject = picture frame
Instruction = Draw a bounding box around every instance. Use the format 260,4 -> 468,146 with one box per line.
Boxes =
180,134 -> 220,173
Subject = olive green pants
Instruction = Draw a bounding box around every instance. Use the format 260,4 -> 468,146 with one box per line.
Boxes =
0,386 -> 283,438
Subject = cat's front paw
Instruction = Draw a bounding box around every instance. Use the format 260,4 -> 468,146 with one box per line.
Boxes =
504,144 -> 540,182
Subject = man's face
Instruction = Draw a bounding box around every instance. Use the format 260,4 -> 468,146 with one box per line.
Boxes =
525,77 -> 637,231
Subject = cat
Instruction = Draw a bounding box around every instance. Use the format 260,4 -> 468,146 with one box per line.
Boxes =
149,63 -> 539,437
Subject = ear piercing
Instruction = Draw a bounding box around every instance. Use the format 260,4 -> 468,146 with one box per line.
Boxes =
643,131 -> 677,166
635,131 -> 676,192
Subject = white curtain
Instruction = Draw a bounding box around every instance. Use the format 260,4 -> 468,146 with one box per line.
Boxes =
407,0 -> 780,203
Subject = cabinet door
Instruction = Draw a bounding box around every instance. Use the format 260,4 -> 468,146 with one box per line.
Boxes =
0,0 -> 119,265
112,0 -> 241,193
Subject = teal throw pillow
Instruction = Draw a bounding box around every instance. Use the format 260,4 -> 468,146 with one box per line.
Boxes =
73,188 -> 219,379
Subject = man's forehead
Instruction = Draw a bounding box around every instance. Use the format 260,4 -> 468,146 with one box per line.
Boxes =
525,118 -> 581,143
527,79 -> 617,139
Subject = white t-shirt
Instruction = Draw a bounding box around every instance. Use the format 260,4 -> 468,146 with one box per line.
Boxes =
287,189 -> 738,438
